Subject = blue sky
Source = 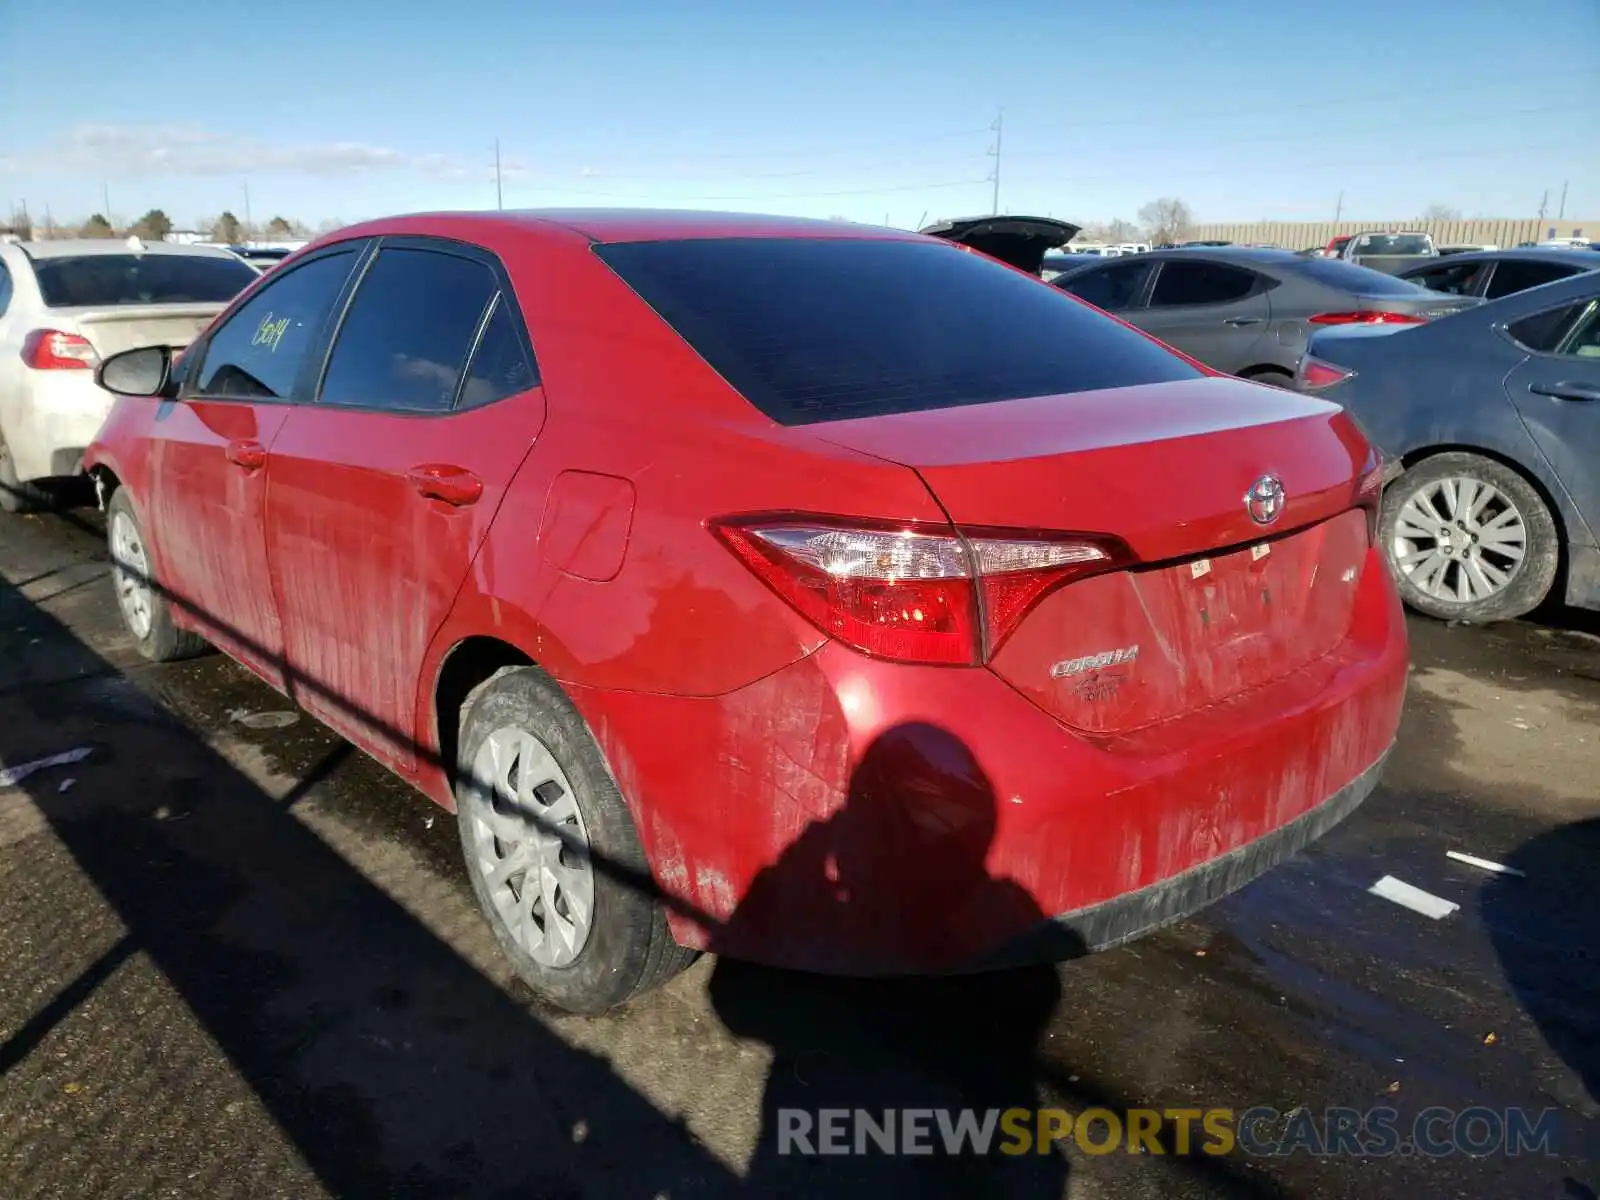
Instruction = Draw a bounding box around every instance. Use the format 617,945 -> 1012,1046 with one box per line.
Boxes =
2,0 -> 1596,232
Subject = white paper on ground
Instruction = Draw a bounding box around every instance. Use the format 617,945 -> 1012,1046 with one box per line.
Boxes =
0,747 -> 93,790
1369,874 -> 1460,920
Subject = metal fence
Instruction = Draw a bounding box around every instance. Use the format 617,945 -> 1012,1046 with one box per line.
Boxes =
1181,219 -> 1595,251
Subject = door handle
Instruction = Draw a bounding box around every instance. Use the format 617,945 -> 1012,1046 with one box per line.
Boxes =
1224,317 -> 1265,327
224,439 -> 266,471
1528,381 -> 1600,403
407,464 -> 483,507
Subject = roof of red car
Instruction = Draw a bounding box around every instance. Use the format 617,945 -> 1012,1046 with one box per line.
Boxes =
334,209 -> 923,246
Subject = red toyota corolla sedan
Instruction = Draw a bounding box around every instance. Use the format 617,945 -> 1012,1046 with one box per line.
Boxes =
84,211 -> 1407,1012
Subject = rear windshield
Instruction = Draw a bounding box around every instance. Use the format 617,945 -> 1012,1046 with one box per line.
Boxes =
1351,234 -> 1433,256
595,238 -> 1200,424
33,253 -> 260,308
1289,258 -> 1432,297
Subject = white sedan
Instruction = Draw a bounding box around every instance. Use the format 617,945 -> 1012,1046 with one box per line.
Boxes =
0,236 -> 260,512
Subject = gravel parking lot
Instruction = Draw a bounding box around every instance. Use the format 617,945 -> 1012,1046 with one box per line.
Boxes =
1,506 -> 1596,1199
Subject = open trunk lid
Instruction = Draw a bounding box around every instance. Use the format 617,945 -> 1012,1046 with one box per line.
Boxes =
61,303 -> 225,359
810,376 -> 1378,732
918,216 -> 1082,276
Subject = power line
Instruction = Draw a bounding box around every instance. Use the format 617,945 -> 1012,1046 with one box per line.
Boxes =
1005,140 -> 1578,188
513,177 -> 989,202
1000,103 -> 1590,161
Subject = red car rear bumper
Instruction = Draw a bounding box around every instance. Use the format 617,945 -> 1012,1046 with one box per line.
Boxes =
571,547 -> 1407,975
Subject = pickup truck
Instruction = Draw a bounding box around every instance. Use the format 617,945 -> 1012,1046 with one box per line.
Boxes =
1337,230 -> 1438,275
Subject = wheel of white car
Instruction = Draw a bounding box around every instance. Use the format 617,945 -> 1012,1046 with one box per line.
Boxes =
105,488 -> 209,660
1381,452 -> 1560,623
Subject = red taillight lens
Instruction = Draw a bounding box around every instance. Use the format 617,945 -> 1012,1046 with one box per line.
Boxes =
713,517 -> 1129,666
1297,356 -> 1355,392
1307,310 -> 1426,327
22,329 -> 98,370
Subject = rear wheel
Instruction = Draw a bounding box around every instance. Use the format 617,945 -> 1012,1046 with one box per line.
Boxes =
454,666 -> 695,1013
1381,452 -> 1559,623
0,431 -> 53,515
106,488 -> 209,660
1242,367 -> 1293,389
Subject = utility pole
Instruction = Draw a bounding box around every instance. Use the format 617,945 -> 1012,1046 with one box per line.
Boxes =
1558,180 -> 1568,220
988,109 -> 1003,216
102,180 -> 112,224
495,139 -> 504,211
1334,190 -> 1343,223
1537,189 -> 1548,222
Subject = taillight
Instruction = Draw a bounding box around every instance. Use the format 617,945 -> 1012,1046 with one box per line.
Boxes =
1307,311 -> 1426,326
712,516 -> 1131,666
22,329 -> 98,370
1297,356 -> 1355,392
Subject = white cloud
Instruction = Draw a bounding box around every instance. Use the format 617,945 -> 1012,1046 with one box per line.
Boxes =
4,123 -> 528,182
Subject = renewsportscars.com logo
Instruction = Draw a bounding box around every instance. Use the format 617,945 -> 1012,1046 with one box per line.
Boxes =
777,1106 -> 1561,1159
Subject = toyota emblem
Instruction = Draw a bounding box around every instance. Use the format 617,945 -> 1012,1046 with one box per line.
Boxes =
1245,474 -> 1286,526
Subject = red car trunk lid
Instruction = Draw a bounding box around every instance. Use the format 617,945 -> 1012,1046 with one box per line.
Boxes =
810,376 -> 1376,731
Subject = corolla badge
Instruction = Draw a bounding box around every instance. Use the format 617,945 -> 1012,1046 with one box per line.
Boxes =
1245,474 -> 1286,526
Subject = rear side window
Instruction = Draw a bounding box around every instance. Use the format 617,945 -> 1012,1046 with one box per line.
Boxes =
1508,300 -> 1592,353
1055,259 -> 1155,312
458,298 -> 537,408
194,250 -> 359,400
320,248 -> 498,412
0,262 -> 12,317
598,239 -> 1197,425
1406,261 -> 1484,296
1148,261 -> 1259,307
1484,260 -> 1578,300
32,253 -> 259,308
1289,258 -> 1431,297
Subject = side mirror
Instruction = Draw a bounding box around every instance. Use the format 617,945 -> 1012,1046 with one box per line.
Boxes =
96,345 -> 176,399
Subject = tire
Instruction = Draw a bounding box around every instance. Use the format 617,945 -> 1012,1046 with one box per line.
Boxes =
1242,367 -> 1294,389
1381,452 -> 1559,623
455,666 -> 695,1013
0,430 -> 54,515
105,488 -> 209,661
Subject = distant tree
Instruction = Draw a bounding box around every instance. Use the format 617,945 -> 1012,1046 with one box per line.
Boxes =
132,208 -> 172,241
266,216 -> 294,238
1103,217 -> 1138,244
1422,204 -> 1462,222
4,216 -> 32,242
314,218 -> 345,235
80,213 -> 115,238
1137,197 -> 1194,244
212,210 -> 244,243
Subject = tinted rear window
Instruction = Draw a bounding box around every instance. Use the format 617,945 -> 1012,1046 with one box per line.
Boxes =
1288,258 -> 1431,297
33,253 -> 260,308
596,238 -> 1200,424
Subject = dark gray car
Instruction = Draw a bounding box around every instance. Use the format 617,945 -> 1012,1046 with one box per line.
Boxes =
1051,249 -> 1479,384
1296,271 -> 1600,622
1396,248 -> 1600,301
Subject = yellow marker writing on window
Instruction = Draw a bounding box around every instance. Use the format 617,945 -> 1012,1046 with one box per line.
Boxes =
252,313 -> 290,352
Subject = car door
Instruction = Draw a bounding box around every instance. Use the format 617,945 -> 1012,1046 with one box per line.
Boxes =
1134,259 -> 1271,373
264,237 -> 543,774
1504,295 -> 1600,542
152,244 -> 364,686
